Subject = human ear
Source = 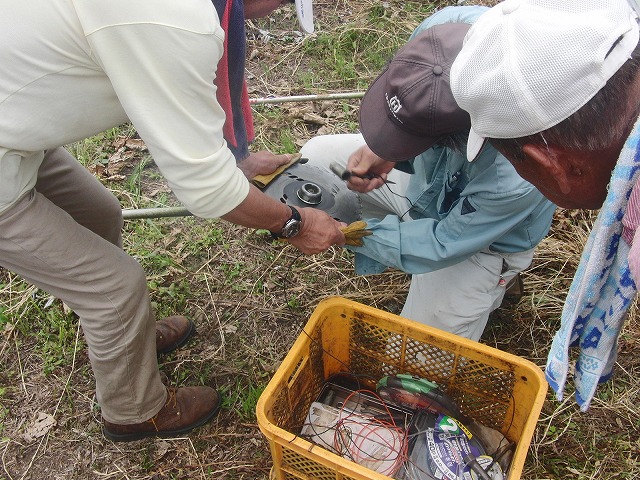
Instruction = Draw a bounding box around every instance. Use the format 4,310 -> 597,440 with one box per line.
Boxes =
522,143 -> 572,195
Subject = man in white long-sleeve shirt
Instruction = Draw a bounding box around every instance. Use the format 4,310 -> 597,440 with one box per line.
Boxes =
0,0 -> 344,441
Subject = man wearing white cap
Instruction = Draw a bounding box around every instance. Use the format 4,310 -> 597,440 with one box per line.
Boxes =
450,0 -> 640,410
0,0 -> 341,442
301,6 -> 555,342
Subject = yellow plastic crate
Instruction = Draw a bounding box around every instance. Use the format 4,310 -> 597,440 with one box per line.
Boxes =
256,297 -> 547,480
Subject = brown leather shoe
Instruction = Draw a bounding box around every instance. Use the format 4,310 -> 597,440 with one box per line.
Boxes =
103,386 -> 221,442
156,316 -> 195,354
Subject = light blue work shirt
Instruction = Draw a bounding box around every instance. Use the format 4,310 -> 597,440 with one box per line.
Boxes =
352,6 -> 557,275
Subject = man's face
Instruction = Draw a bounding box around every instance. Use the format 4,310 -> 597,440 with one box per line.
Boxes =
243,0 -> 292,20
504,156 -> 571,207
496,146 -> 618,210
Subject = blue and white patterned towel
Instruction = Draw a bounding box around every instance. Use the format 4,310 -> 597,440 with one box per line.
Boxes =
545,115 -> 640,411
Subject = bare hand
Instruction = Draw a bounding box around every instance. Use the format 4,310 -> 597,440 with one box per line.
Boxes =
237,151 -> 297,179
287,208 -> 346,255
346,145 -> 396,193
243,0 -> 289,20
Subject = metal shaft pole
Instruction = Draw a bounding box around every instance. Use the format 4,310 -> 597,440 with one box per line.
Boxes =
250,91 -> 364,104
122,206 -> 192,220
122,91 -> 364,221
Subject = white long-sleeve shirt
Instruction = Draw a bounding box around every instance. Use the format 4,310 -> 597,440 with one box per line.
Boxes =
0,0 -> 250,217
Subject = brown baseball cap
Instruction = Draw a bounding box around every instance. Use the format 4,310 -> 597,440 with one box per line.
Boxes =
359,22 -> 472,162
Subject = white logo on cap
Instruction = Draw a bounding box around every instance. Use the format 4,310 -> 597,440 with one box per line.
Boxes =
386,94 -> 402,115
386,93 -> 404,124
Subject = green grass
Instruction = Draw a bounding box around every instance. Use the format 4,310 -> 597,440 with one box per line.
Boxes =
220,377 -> 267,422
67,127 -> 125,167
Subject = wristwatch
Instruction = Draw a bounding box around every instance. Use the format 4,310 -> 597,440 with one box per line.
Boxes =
271,205 -> 302,239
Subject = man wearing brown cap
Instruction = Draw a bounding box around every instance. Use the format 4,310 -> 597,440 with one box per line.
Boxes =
301,5 -> 556,341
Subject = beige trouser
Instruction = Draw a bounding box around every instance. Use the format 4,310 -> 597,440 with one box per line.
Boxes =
302,134 -> 534,341
0,147 -> 166,423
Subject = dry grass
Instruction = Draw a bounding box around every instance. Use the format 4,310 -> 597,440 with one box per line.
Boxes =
1,1 -> 640,479
487,209 -> 640,479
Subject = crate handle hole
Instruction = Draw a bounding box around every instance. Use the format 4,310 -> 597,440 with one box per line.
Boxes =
287,355 -> 310,388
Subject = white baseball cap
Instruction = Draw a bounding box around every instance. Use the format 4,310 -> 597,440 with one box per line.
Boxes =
294,0 -> 314,34
450,0 -> 640,161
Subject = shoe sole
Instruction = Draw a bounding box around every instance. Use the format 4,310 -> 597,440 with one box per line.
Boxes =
102,391 -> 222,442
156,319 -> 196,355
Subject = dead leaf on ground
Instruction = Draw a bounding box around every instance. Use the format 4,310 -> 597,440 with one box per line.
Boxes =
155,439 -> 171,459
2,322 -> 14,337
105,174 -> 126,181
302,113 -> 327,125
147,188 -> 168,198
105,149 -> 136,176
125,138 -> 147,150
22,412 -> 56,443
87,164 -> 106,177
286,105 -> 314,119
223,324 -> 238,334
112,136 -> 128,150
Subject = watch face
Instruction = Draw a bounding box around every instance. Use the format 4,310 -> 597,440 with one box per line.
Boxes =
282,219 -> 302,238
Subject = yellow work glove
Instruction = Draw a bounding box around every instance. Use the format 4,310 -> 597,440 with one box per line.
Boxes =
251,153 -> 302,189
341,220 -> 372,247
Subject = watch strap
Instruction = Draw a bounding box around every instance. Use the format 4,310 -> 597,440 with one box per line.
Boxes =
270,205 -> 302,239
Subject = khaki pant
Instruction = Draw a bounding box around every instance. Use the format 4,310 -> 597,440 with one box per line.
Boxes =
301,134 -> 534,341
0,147 -> 166,423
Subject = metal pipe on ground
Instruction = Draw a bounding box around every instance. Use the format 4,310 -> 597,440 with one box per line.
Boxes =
122,206 -> 192,220
249,91 -> 365,105
122,91 -> 365,221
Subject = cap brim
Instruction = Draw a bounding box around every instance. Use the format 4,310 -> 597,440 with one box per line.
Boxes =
466,126 -> 487,162
359,69 -> 439,162
295,0 -> 314,34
